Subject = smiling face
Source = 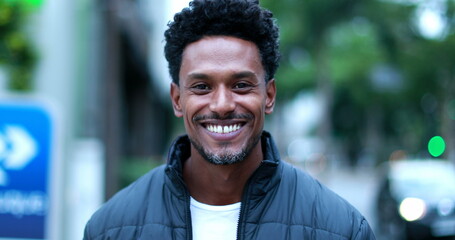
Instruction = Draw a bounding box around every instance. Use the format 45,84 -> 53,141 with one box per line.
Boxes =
170,36 -> 276,165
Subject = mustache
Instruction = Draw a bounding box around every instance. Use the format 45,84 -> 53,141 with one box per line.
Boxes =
192,112 -> 254,122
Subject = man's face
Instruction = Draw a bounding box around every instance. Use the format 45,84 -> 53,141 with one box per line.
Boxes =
170,36 -> 276,165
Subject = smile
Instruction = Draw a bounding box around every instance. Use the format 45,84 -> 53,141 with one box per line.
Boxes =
205,124 -> 242,134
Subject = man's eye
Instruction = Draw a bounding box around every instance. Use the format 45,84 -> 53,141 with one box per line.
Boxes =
234,82 -> 251,89
192,84 -> 210,91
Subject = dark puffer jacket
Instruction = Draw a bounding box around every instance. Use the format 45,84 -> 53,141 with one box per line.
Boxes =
84,132 -> 376,239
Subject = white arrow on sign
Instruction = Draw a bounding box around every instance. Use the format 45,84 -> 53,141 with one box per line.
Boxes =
0,125 -> 38,186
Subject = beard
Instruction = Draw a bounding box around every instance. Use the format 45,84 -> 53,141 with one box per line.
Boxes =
189,131 -> 262,165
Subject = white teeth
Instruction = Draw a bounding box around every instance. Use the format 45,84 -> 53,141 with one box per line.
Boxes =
206,124 -> 241,134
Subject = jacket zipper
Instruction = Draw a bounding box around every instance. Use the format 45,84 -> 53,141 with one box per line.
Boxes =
236,166 -> 260,240
185,191 -> 192,240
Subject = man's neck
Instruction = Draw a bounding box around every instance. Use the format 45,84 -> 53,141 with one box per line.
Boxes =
183,143 -> 263,205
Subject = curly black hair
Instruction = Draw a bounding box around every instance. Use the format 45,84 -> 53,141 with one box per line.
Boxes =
164,0 -> 280,85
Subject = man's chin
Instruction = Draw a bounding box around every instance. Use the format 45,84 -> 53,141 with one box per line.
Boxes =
189,131 -> 262,166
190,139 -> 246,165
204,151 -> 247,165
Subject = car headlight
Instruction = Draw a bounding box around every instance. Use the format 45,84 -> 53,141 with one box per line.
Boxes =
399,197 -> 427,221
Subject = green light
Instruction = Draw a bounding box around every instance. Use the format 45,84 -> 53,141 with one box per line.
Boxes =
25,0 -> 44,8
5,0 -> 44,9
428,136 -> 445,158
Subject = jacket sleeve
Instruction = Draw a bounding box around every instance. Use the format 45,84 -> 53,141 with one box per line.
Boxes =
353,218 -> 376,240
83,222 -> 91,240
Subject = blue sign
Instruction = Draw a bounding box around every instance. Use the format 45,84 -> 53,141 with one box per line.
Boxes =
0,101 -> 54,239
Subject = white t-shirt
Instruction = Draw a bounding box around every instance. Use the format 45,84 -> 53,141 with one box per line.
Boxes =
190,197 -> 241,240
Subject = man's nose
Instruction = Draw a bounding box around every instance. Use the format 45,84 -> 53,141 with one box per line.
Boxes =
209,86 -> 235,116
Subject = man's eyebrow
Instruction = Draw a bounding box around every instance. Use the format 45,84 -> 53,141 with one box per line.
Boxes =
233,71 -> 256,79
187,71 -> 257,80
187,72 -> 210,80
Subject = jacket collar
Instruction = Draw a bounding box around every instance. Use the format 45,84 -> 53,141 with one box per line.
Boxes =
164,131 -> 282,198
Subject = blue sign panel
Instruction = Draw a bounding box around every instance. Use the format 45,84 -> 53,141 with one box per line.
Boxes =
0,102 -> 53,239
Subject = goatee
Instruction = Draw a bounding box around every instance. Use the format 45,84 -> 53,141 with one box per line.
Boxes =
189,132 -> 262,165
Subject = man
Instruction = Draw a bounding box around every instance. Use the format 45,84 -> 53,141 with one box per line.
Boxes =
84,0 -> 376,239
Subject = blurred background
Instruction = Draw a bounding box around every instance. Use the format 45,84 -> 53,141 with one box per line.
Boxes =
0,0 -> 454,239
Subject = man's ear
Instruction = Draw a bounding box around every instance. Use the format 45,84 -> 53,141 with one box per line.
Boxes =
265,79 -> 276,114
170,83 -> 183,117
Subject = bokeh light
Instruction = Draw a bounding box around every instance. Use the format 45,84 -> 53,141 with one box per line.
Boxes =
428,136 -> 445,158
27,0 -> 44,8
399,197 -> 427,222
4,0 -> 44,9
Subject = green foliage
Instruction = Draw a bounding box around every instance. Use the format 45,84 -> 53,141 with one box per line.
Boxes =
0,0 -> 38,91
328,20 -> 384,84
262,0 -> 455,162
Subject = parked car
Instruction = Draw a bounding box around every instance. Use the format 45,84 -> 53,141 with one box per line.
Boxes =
376,160 -> 455,240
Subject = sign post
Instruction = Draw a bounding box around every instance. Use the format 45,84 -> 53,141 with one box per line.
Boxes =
0,100 -> 58,239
